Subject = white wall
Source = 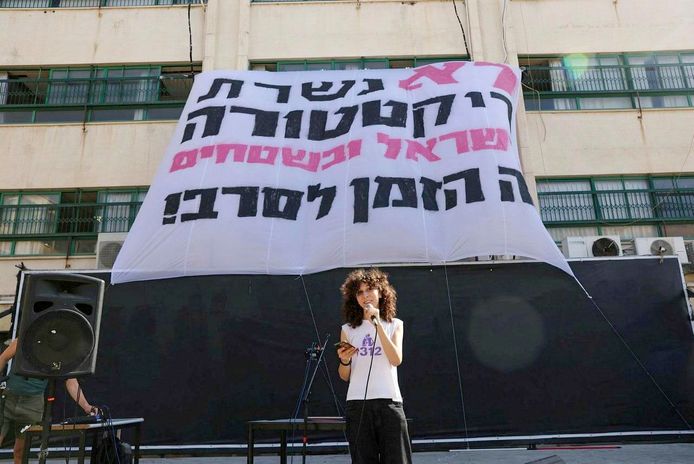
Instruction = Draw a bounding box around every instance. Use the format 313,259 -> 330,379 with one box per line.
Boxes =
512,0 -> 694,55
0,5 -> 206,67
523,109 -> 694,178
248,0 -> 467,62
0,122 -> 174,189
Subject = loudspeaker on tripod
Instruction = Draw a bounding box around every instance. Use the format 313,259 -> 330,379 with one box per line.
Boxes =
14,272 -> 105,378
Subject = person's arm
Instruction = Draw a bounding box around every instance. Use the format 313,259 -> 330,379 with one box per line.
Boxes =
364,305 -> 403,366
0,339 -> 17,375
376,320 -> 403,366
65,378 -> 95,415
337,329 -> 357,382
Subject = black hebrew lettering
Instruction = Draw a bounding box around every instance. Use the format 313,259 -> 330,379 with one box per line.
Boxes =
464,91 -> 485,108
221,187 -> 260,217
283,110 -> 303,139
162,192 -> 183,225
412,94 -> 455,138
308,106 -> 359,141
307,184 -> 337,220
302,80 -> 356,101
254,82 -> 291,103
362,100 -> 407,128
228,106 -> 280,137
373,177 -> 418,209
350,177 -> 370,224
491,92 -> 513,132
443,168 -> 485,210
182,106 -> 226,143
499,180 -> 513,203
419,177 -> 443,211
197,79 -> 243,103
262,188 -> 304,220
498,166 -> 533,205
358,79 -> 385,96
180,188 -> 220,222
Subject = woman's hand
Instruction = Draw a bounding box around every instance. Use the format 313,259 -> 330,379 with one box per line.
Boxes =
337,344 -> 357,364
364,303 -> 380,326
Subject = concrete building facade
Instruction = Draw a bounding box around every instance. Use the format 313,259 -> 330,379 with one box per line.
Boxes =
1,0 -> 693,325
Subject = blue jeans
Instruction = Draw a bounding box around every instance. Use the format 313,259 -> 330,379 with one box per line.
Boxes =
345,399 -> 412,464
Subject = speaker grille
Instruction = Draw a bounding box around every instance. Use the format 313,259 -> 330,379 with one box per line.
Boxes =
20,309 -> 95,376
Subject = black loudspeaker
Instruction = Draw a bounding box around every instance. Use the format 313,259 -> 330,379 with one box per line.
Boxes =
14,273 -> 105,378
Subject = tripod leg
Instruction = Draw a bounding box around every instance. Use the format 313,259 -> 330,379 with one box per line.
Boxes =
38,380 -> 56,464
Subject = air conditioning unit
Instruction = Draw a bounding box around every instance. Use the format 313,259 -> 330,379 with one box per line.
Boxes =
685,241 -> 694,264
561,235 -> 622,258
634,236 -> 689,264
96,232 -> 128,269
492,255 -> 517,261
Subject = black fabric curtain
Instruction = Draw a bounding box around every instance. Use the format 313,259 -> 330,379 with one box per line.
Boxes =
48,258 -> 694,445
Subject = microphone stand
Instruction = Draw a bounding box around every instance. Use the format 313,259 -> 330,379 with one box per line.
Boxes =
300,334 -> 330,464
38,378 -> 56,464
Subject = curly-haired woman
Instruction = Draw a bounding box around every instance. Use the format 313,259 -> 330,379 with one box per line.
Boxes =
336,268 -> 412,464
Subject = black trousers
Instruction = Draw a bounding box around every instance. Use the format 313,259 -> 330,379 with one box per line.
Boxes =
345,399 -> 412,464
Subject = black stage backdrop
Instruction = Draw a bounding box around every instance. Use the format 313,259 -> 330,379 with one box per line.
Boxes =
42,257 -> 694,445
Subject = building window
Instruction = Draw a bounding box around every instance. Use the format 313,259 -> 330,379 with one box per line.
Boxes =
0,188 -> 146,256
251,57 -> 469,72
0,64 -> 197,124
537,176 -> 694,240
521,52 -> 694,111
48,66 -> 160,106
97,190 -> 147,233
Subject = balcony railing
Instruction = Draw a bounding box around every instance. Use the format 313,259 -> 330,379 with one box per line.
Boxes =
538,188 -> 694,225
0,201 -> 144,237
0,0 -> 206,8
522,61 -> 694,110
0,200 -> 143,256
0,73 -> 193,123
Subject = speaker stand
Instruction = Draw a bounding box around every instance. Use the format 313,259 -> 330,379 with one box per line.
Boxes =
37,379 -> 56,464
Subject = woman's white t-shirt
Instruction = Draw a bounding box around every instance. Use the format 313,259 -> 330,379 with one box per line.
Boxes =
342,318 -> 403,402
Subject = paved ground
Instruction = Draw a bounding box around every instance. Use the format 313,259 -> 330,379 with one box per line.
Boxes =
2,443 -> 694,463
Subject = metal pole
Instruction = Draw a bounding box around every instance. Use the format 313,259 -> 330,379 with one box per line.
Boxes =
37,378 -> 56,464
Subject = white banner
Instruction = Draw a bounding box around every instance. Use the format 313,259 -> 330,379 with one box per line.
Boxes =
112,62 -> 572,284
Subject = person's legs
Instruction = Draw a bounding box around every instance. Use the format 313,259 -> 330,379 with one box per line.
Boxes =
13,436 -> 24,464
1,392 -> 17,451
6,393 -> 43,464
0,421 -> 6,449
346,400 -> 380,464
377,401 -> 412,464
0,390 -> 10,448
0,399 -> 20,464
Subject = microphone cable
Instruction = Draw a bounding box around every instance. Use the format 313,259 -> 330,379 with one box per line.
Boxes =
350,322 -> 379,462
97,405 -> 121,464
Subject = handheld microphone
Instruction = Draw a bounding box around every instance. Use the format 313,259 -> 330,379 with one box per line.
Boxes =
368,304 -> 379,326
